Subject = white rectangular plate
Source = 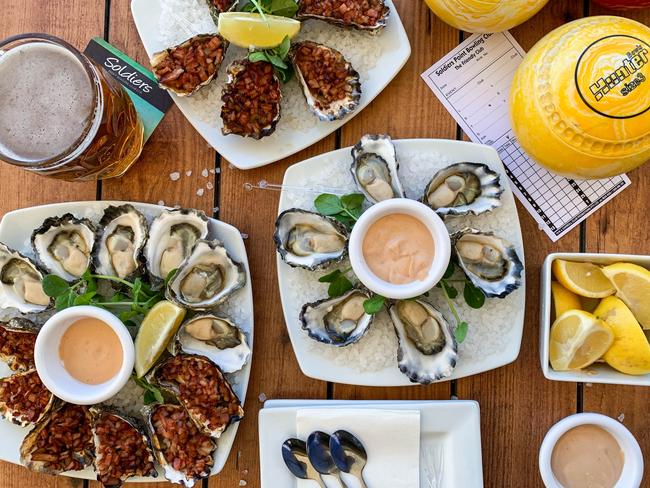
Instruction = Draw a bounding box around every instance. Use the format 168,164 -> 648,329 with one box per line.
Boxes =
130,0 -> 411,170
259,399 -> 484,488
0,201 -> 254,482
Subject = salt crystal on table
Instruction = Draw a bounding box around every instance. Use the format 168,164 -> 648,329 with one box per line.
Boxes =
215,168 -> 221,174
169,172 -> 180,181
157,200 -> 165,206
258,392 -> 266,402
206,182 -> 214,190
210,168 -> 216,174
239,481 -> 247,486
186,170 -> 192,176
618,413 -> 625,422
202,168 -> 209,177
197,188 -> 205,196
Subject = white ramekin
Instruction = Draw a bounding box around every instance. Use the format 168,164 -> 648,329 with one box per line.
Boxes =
35,305 -> 135,405
349,198 -> 451,299
539,412 -> 644,488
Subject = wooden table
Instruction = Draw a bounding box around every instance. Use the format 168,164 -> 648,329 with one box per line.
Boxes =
0,2 -> 648,487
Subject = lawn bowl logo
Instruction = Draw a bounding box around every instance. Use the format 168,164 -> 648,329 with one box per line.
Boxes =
589,45 -> 648,101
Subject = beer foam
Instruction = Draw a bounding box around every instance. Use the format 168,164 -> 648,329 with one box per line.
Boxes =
0,42 -> 95,163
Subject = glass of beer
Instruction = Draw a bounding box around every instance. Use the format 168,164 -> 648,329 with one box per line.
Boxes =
0,33 -> 144,181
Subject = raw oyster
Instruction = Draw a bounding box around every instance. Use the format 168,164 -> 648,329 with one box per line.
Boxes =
20,402 -> 95,474
150,34 -> 227,96
300,289 -> 373,346
274,209 -> 348,270
145,208 -> 209,282
171,314 -> 251,373
0,318 -> 38,371
422,163 -> 503,216
297,0 -> 390,32
90,407 -> 158,488
31,213 -> 95,281
150,354 -> 244,438
389,300 -> 457,384
351,134 -> 404,203
290,41 -> 361,121
453,228 -> 523,299
0,370 -> 54,427
166,240 -> 246,310
94,204 -> 148,279
205,0 -> 237,23
144,403 -> 216,487
0,243 -> 50,313
221,60 -> 282,139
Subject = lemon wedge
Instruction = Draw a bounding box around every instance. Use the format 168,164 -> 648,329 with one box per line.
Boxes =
549,310 -> 614,371
218,12 -> 301,49
602,262 -> 650,329
135,300 -> 186,378
551,281 -> 582,320
552,259 -> 615,298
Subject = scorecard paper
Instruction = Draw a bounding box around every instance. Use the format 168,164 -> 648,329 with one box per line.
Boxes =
421,32 -> 630,241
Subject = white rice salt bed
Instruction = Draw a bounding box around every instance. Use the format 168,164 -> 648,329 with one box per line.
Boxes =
158,0 -> 382,134
279,148 -> 525,373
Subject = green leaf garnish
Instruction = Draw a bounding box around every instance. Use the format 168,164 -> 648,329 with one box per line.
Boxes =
463,282 -> 486,309
454,321 -> 468,343
133,375 -> 165,405
318,269 -> 342,283
314,194 -> 344,215
328,274 -> 353,298
443,261 -> 455,280
363,295 -> 385,314
340,193 -> 365,209
42,275 -> 70,298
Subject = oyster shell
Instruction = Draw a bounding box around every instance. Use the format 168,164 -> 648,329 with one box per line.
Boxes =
150,34 -> 227,96
94,204 -> 149,280
166,240 -> 246,310
31,214 -> 95,281
0,318 -> 38,371
171,314 -> 251,373
0,243 -> 50,314
0,369 -> 54,427
205,0 -> 238,23
145,209 -> 209,282
452,228 -> 523,299
90,407 -> 158,488
351,134 -> 404,203
144,403 -> 216,487
389,300 -> 457,384
422,163 -> 503,216
297,0 -> 390,32
300,289 -> 373,346
290,41 -> 361,121
274,209 -> 348,270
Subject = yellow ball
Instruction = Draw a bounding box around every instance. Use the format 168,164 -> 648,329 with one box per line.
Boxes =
510,16 -> 650,179
423,0 -> 549,33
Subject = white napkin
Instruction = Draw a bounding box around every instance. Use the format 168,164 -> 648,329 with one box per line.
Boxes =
296,408 -> 420,488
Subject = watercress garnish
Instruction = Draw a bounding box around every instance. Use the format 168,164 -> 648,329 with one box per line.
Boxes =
314,192 -> 365,229
248,36 -> 293,82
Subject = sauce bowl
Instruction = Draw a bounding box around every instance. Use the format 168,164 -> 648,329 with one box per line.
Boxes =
349,198 -> 451,299
34,305 -> 135,405
539,412 -> 643,488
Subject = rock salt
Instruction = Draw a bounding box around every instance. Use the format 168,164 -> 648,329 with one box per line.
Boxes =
169,172 -> 180,181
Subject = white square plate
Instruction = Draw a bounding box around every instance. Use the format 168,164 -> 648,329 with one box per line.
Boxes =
0,201 -> 254,482
258,399 -> 484,488
130,0 -> 411,170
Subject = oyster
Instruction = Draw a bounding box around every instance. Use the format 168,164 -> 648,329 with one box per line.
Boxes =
166,240 -> 246,310
94,204 -> 149,279
0,370 -> 54,427
221,60 -> 282,139
290,41 -> 361,121
422,163 -> 503,216
20,402 -> 95,474
297,0 -> 390,32
389,300 -> 457,384
351,134 -> 404,203
31,213 -> 95,281
150,354 -> 244,438
453,228 -> 523,298
274,209 -> 348,270
145,209 -> 209,282
205,0 -> 237,23
300,289 -> 373,346
144,403 -> 216,487
0,318 -> 38,371
0,243 -> 50,314
171,314 -> 251,373
90,407 -> 158,488
150,34 -> 227,96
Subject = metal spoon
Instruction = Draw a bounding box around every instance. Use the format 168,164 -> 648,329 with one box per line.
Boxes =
330,430 -> 369,488
282,438 -> 327,488
307,431 -> 350,488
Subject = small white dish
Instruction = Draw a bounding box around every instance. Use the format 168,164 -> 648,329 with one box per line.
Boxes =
540,252 -> 650,386
349,198 -> 450,299
539,412 -> 644,488
35,306 -> 134,405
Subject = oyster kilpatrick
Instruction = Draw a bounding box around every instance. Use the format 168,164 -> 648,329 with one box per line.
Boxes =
297,0 -> 390,31
351,134 -> 404,203
0,318 -> 38,371
0,243 -> 50,314
0,370 -> 54,427
290,41 -> 361,121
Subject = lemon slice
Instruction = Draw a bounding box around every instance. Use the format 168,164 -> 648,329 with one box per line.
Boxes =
218,12 -> 301,49
595,296 -> 650,375
602,262 -> 650,329
135,300 -> 186,378
549,310 -> 614,371
551,281 -> 582,320
552,259 -> 615,298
